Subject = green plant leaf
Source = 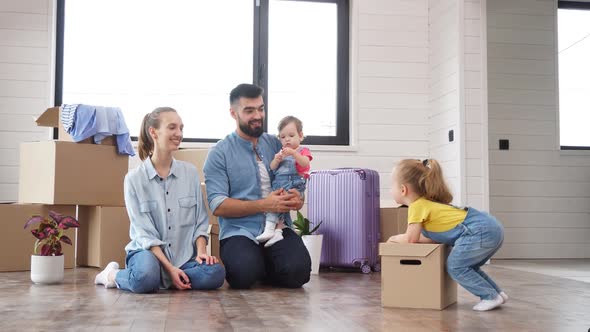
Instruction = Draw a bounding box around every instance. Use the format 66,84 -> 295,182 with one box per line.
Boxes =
309,220 -> 323,235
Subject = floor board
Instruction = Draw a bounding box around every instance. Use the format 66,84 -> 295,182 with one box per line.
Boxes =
0,261 -> 589,331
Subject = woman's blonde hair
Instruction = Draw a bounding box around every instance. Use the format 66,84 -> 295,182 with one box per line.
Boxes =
137,107 -> 177,161
395,159 -> 453,204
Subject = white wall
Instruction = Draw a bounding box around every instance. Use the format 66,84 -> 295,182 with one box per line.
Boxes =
488,0 -> 590,258
428,0 -> 463,205
464,0 -> 489,211
327,0 -> 430,204
0,0 -> 54,202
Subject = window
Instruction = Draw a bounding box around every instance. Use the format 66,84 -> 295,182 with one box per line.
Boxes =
56,0 -> 349,145
558,1 -> 590,149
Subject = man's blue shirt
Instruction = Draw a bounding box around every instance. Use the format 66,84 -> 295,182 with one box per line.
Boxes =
204,132 -> 293,242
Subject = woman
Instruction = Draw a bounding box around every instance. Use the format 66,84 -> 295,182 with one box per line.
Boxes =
94,107 -> 225,293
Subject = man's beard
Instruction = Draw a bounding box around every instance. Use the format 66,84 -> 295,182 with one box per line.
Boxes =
239,119 -> 264,138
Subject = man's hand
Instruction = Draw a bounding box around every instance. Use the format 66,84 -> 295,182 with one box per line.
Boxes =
284,189 -> 304,210
167,266 -> 191,290
262,189 -> 291,213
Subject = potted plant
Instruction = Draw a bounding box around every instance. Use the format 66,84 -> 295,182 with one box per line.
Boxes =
293,211 -> 323,275
24,210 -> 80,284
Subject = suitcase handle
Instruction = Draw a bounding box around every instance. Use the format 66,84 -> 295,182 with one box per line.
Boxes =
321,168 -> 369,180
327,168 -> 367,180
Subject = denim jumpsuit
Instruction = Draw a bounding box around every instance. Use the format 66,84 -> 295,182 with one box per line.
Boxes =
421,208 -> 505,300
266,155 -> 307,224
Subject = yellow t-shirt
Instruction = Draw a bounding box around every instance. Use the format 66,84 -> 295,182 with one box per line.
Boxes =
408,197 -> 467,232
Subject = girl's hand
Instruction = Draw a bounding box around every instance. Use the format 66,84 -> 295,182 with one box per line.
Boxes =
281,147 -> 295,156
196,253 -> 218,265
388,234 -> 402,243
168,266 -> 191,290
274,151 -> 284,163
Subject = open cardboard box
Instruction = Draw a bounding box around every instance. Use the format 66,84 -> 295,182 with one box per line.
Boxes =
380,206 -> 408,242
35,106 -> 115,145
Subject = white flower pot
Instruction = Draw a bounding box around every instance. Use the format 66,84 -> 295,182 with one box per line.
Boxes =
302,234 -> 323,275
30,255 -> 64,284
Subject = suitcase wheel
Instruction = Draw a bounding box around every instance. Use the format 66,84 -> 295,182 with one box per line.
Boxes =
361,264 -> 372,274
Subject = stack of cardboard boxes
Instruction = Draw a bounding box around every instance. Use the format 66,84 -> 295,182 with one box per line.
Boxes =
1,107 -> 131,272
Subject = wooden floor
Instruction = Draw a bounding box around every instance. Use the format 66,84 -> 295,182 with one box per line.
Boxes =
0,261 -> 589,332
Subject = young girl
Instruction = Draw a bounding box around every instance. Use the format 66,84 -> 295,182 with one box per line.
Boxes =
388,159 -> 507,311
94,107 -> 225,293
256,116 -> 312,247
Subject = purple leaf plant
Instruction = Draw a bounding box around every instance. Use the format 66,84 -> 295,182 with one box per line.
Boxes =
24,211 -> 80,256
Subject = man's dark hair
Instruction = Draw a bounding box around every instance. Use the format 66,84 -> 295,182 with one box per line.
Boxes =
229,83 -> 264,106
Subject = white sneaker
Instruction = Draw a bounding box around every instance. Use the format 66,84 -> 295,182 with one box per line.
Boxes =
473,294 -> 504,311
94,262 -> 119,288
500,291 -> 509,303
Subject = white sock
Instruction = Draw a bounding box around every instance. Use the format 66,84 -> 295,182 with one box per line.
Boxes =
256,221 -> 277,242
472,294 -> 504,311
500,291 -> 508,303
94,262 -> 119,288
264,229 -> 284,247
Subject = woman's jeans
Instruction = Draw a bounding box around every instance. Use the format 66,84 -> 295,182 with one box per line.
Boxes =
115,250 -> 225,293
422,208 -> 504,300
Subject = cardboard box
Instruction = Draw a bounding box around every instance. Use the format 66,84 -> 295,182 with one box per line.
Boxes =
77,206 -> 130,269
18,141 -> 128,206
35,106 -> 116,145
173,149 -> 209,184
379,243 -> 457,310
200,183 -> 218,225
1,203 -> 76,272
380,206 -> 408,242
207,224 -> 221,262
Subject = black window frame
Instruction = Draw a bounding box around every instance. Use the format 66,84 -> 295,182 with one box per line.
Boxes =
55,0 -> 350,145
557,1 -> 590,150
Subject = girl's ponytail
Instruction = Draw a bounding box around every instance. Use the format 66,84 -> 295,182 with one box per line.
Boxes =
421,159 -> 453,204
137,113 -> 153,161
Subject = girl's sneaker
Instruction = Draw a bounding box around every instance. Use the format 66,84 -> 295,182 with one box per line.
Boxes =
473,294 -> 504,311
500,291 -> 509,303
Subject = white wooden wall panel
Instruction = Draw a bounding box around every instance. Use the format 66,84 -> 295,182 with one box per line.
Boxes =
488,0 -> 590,258
0,0 -> 53,202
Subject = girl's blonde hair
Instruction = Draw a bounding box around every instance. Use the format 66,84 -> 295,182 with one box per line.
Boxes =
137,107 -> 177,161
395,159 -> 453,204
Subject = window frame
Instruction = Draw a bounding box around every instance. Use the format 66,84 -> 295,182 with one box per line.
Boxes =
54,0 -> 350,145
557,1 -> 590,150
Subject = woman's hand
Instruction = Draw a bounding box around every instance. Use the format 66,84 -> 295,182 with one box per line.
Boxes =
195,253 -> 219,265
167,266 -> 192,290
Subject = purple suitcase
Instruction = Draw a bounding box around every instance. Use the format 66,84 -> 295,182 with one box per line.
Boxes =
307,168 -> 380,273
